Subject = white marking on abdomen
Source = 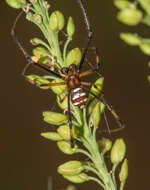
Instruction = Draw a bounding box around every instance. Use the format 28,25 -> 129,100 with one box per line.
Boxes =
73,87 -> 81,93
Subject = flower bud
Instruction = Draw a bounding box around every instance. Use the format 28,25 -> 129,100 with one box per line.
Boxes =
99,137 -> 112,154
49,11 -> 65,32
58,161 -> 84,175
120,33 -> 141,46
62,173 -> 89,183
119,159 -> 128,183
57,94 -> 68,110
66,185 -> 77,190
32,46 -> 49,57
43,111 -> 67,125
114,0 -> 131,10
33,14 -> 42,24
57,125 -> 79,140
139,43 -> 150,55
66,48 -> 82,66
6,0 -> 26,9
67,17 -> 75,38
57,141 -> 78,155
41,132 -> 63,141
89,102 -> 101,128
111,138 -> 126,165
51,78 -> 67,95
117,8 -> 143,26
30,38 -> 44,46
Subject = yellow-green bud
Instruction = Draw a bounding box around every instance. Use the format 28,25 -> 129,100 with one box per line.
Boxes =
111,138 -> 126,165
58,161 -> 84,175
57,141 -> 78,155
51,78 -> 67,95
99,137 -> 112,154
57,94 -> 68,110
32,46 -> 49,57
117,9 -> 143,26
66,185 -> 77,190
41,132 -> 63,141
49,11 -> 65,32
89,102 -> 101,128
30,38 -> 44,46
57,125 -> 79,140
139,43 -> 150,55
6,0 -> 26,9
62,173 -> 88,183
57,125 -> 70,140
43,111 -> 67,125
119,159 -> 128,183
67,17 -> 75,38
114,0 -> 131,10
66,48 -> 82,66
120,33 -> 141,46
33,14 -> 42,24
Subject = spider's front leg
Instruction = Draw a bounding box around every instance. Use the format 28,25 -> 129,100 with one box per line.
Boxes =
77,0 -> 93,71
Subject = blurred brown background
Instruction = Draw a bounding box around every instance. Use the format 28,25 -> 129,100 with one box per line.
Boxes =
0,0 -> 149,190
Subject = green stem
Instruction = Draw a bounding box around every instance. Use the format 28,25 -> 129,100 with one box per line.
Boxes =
88,176 -> 105,189
120,182 -> 125,190
137,0 -> 150,15
63,37 -> 72,61
112,164 -> 118,188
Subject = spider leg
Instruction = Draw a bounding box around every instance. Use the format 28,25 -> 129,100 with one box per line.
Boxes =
67,90 -> 74,147
11,11 -> 62,78
85,88 -> 125,131
79,47 -> 103,78
77,0 -> 93,71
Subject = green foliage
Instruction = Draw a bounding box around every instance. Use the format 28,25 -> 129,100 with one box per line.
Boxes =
7,0 -> 128,189
114,0 -> 150,81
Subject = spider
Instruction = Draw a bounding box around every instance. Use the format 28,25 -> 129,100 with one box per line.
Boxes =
11,0 -> 125,145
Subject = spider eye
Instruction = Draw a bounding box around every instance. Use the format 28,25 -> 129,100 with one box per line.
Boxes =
61,67 -> 69,74
69,64 -> 77,71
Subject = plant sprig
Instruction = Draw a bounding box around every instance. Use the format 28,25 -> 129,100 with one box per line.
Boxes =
6,0 -> 128,189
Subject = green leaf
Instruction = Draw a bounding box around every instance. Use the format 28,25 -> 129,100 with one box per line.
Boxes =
43,111 -> 68,125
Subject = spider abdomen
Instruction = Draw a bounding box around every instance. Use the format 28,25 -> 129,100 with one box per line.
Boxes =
72,87 -> 87,109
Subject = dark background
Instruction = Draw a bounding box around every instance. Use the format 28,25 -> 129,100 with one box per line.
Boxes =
0,0 -> 150,190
